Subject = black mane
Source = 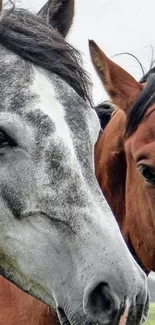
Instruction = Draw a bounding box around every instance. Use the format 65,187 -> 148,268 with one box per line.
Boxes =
125,67 -> 155,136
0,8 -> 91,103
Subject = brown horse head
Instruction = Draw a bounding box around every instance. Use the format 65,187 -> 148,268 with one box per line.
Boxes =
90,40 -> 155,274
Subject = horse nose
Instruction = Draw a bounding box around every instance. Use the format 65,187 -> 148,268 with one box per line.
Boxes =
84,282 -> 123,325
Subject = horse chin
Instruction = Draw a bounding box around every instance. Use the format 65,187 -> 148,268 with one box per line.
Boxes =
57,307 -> 90,325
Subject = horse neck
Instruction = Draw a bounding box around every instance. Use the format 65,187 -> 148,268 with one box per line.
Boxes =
95,110 -> 126,228
95,109 -> 152,275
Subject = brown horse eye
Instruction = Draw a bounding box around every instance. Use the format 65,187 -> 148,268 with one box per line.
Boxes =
138,164 -> 155,184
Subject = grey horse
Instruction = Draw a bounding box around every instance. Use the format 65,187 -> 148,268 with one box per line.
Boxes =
0,1 -> 149,325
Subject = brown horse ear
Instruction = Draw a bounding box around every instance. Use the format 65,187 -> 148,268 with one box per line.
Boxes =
89,40 -> 142,112
38,0 -> 74,37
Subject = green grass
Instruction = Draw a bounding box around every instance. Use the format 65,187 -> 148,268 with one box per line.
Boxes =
145,304 -> 155,325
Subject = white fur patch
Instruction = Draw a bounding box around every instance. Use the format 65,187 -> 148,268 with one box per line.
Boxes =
31,67 -> 75,151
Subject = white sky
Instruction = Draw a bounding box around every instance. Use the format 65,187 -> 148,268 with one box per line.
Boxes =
7,0 -> 155,280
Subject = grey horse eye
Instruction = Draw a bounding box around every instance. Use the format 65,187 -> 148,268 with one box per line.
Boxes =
0,130 -> 15,147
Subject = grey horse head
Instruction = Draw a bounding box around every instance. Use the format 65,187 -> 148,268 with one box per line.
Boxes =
0,1 -> 149,325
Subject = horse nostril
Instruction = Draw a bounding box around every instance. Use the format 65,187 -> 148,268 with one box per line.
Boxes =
90,283 -> 113,314
84,282 -> 121,325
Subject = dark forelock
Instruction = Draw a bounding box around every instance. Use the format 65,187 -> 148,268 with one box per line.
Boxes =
0,8 -> 92,104
125,69 -> 155,137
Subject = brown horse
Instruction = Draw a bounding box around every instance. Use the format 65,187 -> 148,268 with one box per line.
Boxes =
0,0 -> 75,324
89,40 -> 155,275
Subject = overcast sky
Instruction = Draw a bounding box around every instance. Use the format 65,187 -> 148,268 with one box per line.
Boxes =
9,0 -> 155,280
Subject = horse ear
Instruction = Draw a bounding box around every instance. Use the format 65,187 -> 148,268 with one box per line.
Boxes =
89,40 -> 142,112
38,0 -> 74,37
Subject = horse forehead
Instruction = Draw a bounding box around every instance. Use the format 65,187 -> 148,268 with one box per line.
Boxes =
0,53 -> 89,133
0,51 -> 96,153
125,110 -> 155,158
30,67 -> 91,132
31,67 -> 67,123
